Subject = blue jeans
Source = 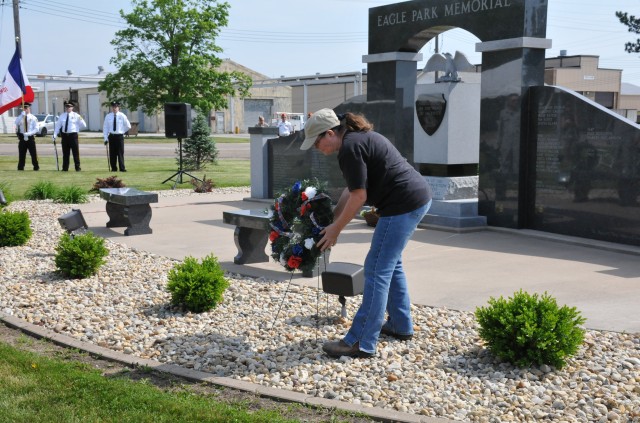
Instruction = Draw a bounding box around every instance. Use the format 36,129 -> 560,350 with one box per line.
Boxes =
343,200 -> 431,354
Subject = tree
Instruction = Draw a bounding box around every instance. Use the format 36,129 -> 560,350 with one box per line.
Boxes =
616,11 -> 640,53
98,0 -> 251,114
181,113 -> 218,170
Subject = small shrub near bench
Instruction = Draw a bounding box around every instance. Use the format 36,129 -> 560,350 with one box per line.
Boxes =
0,210 -> 32,247
475,290 -> 586,369
55,232 -> 109,279
167,254 -> 229,313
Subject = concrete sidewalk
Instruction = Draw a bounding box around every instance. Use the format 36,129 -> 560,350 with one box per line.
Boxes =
75,190 -> 640,334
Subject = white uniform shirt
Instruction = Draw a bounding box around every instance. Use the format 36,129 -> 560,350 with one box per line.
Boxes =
14,112 -> 38,137
54,112 -> 87,137
103,111 -> 132,141
278,120 -> 293,136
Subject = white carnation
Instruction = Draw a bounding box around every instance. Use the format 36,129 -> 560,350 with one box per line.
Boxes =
304,186 -> 317,199
304,238 -> 315,250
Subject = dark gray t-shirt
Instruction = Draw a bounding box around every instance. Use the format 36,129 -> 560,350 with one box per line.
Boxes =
337,130 -> 431,216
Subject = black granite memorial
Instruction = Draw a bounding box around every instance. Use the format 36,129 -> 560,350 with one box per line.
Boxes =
261,0 -> 640,245
527,86 -> 640,245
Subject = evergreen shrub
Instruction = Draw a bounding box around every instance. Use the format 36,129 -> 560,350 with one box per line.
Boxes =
475,290 -> 586,369
180,113 -> 218,171
55,232 -> 109,279
167,254 -> 229,313
0,210 -> 32,247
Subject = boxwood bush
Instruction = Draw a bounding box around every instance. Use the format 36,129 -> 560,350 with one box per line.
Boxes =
475,290 -> 586,369
55,232 -> 109,279
0,210 -> 32,247
167,254 -> 229,313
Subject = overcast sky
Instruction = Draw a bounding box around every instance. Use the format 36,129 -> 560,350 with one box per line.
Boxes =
1,0 -> 639,84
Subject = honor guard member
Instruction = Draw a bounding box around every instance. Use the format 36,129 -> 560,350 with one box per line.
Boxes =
14,102 -> 39,171
103,100 -> 131,172
53,101 -> 87,171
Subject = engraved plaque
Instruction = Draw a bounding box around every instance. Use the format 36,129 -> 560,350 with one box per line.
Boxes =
416,93 -> 447,136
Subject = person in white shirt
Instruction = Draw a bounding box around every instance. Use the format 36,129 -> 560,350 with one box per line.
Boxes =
14,102 -> 39,171
277,113 -> 294,137
53,101 -> 87,171
102,100 -> 132,172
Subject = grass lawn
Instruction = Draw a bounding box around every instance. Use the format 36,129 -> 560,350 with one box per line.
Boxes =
0,337 -> 299,423
0,134 -> 248,144
0,156 -> 250,200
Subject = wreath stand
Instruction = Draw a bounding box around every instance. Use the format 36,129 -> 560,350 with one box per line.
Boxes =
270,256 -> 364,339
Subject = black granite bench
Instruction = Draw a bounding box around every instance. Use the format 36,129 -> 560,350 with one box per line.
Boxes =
222,209 -> 271,265
223,208 -> 332,278
99,188 -> 158,236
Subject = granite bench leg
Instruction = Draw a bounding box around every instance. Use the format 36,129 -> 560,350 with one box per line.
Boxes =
105,202 -> 153,236
233,226 -> 269,264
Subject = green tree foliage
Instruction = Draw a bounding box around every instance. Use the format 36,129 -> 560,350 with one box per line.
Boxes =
616,11 -> 640,53
181,113 -> 218,170
98,0 -> 251,114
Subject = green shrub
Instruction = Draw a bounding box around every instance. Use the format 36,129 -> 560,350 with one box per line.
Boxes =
181,113 -> 218,171
0,210 -> 32,247
25,181 -> 58,200
55,232 -> 109,279
90,176 -> 126,193
475,290 -> 586,369
167,254 -> 229,313
54,186 -> 88,204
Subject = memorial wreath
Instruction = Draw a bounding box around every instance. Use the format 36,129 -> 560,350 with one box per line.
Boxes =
269,179 -> 333,273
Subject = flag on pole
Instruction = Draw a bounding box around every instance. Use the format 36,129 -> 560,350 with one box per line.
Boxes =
0,44 -> 35,114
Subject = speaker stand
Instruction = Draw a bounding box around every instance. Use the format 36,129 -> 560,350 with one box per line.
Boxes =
162,137 -> 203,189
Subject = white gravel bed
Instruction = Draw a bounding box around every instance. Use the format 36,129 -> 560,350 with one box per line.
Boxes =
1,191 -> 639,422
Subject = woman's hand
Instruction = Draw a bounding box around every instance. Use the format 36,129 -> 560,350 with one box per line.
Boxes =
317,223 -> 340,251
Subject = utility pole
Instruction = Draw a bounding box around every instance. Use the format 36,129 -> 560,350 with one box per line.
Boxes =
435,35 -> 441,82
13,0 -> 21,55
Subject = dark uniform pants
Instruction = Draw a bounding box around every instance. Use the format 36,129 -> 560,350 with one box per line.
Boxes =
108,134 -> 126,171
61,132 -> 81,171
17,135 -> 39,171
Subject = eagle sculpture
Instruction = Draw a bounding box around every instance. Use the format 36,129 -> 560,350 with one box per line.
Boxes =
422,51 -> 474,82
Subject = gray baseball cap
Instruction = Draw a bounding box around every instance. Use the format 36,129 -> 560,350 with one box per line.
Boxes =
300,108 -> 340,150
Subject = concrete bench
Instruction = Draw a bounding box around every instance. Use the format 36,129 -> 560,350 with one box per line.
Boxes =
99,188 -> 158,236
222,209 -> 271,265
223,208 -> 330,277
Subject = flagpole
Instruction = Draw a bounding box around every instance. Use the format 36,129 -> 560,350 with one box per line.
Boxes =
13,1 -> 22,57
